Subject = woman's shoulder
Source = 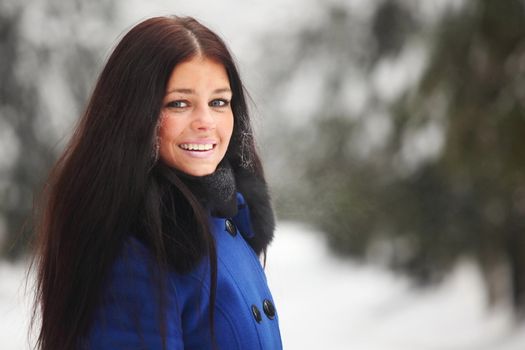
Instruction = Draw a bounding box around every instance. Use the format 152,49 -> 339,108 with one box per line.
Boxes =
87,236 -> 184,349
100,236 -> 160,300
109,236 -> 154,276
107,235 -> 205,291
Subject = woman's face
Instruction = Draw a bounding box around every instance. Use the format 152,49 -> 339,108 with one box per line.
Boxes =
158,57 -> 234,176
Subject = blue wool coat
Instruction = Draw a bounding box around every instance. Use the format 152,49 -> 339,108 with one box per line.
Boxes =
86,193 -> 282,349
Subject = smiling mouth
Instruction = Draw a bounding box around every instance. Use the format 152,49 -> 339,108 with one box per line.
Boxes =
179,143 -> 216,151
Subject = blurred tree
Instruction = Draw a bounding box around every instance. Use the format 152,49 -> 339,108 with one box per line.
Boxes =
0,0 -> 116,259
391,0 -> 525,315
267,0 -> 525,317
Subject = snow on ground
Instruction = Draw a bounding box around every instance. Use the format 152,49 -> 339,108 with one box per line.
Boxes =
265,222 -> 525,350
0,261 -> 34,350
1,221 -> 525,349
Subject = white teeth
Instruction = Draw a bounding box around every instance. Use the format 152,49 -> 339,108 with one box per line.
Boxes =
180,143 -> 214,151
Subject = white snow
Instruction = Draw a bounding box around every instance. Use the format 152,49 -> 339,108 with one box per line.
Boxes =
0,261 -> 34,350
2,221 -> 525,349
265,222 -> 525,350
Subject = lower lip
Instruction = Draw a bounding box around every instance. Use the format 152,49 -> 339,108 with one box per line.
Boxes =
180,147 -> 216,159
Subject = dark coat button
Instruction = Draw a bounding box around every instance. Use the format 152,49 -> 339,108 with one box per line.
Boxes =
225,219 -> 237,236
251,304 -> 262,323
263,299 -> 276,320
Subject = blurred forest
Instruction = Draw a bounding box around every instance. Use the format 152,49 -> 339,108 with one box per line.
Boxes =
1,0 -> 525,320
266,0 -> 525,318
0,0 -> 116,258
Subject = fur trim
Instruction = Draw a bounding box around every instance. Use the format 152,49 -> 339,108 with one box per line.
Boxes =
175,161 -> 238,218
234,167 -> 276,255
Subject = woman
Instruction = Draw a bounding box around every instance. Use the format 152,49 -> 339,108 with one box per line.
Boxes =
33,16 -> 282,349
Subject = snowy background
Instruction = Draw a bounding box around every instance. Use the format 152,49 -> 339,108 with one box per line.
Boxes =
2,222 -> 525,349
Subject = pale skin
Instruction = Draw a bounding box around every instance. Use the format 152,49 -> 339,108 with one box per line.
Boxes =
158,56 -> 234,176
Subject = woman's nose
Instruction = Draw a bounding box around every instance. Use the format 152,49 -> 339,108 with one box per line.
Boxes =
191,105 -> 216,131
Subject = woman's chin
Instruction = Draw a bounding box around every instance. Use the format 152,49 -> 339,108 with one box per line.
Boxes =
175,164 -> 218,177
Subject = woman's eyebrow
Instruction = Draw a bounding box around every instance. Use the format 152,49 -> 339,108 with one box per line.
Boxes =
166,87 -> 232,95
213,88 -> 232,94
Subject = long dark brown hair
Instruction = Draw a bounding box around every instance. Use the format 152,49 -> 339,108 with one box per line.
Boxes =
32,16 -> 265,350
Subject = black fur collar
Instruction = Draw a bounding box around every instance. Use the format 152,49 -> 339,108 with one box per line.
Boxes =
234,166 -> 275,255
175,161 -> 238,218
175,161 -> 276,255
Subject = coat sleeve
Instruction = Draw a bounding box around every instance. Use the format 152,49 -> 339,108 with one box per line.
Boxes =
84,238 -> 184,349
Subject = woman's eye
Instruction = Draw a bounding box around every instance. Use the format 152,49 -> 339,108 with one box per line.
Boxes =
210,99 -> 229,108
166,100 -> 188,108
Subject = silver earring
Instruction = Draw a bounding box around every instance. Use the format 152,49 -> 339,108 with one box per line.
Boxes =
239,131 -> 254,169
152,136 -> 160,163
149,117 -> 163,169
